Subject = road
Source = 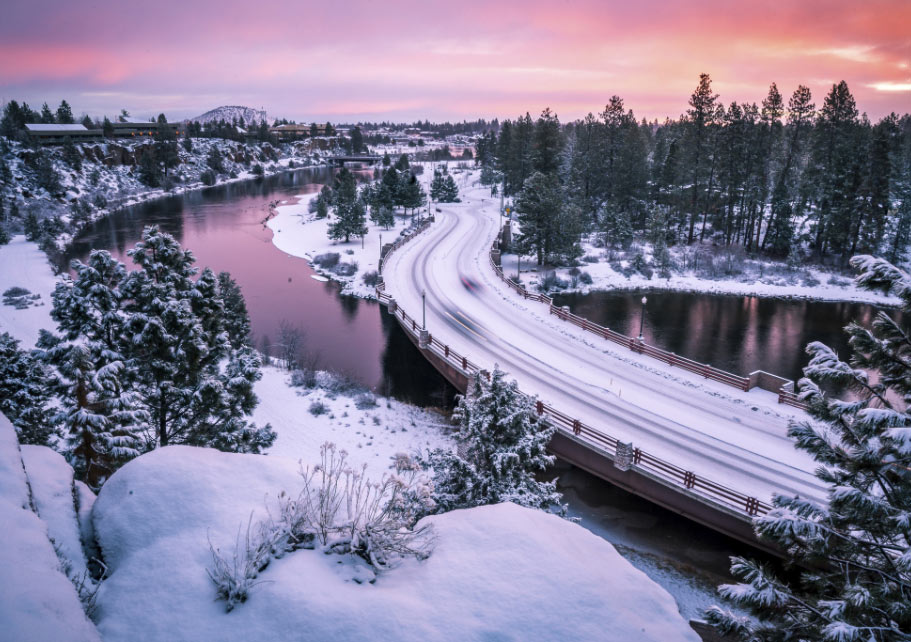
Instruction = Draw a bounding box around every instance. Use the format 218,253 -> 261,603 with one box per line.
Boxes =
382,189 -> 827,506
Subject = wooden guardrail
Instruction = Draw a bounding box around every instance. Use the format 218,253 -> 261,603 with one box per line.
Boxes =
489,236 -> 809,408
375,218 -> 774,521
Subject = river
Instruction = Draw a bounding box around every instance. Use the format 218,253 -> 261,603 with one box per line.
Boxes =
63,166 -> 881,618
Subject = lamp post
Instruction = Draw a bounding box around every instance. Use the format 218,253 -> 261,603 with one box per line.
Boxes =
638,296 -> 647,341
422,288 -> 426,330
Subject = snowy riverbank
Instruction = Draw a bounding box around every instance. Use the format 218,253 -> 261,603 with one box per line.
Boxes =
267,162 -> 456,299
0,137 -> 333,254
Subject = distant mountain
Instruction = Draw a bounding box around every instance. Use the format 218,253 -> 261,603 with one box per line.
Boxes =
188,105 -> 269,126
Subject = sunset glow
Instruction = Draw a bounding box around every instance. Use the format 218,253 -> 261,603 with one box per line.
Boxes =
2,0 -> 909,121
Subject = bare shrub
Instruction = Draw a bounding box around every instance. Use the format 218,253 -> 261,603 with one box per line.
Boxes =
362,270 -> 380,287
313,252 -> 340,269
208,443 -> 435,610
206,516 -> 274,612
308,400 -> 329,416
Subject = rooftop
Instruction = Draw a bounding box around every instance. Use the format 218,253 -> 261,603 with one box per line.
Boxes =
25,124 -> 88,132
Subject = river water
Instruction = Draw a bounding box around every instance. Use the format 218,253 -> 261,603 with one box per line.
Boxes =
553,289 -> 900,383
63,167 -> 883,618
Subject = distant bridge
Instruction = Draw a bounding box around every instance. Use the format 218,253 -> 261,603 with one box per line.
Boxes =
327,155 -> 382,166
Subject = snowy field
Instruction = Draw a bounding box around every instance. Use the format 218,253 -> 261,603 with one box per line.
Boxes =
254,366 -> 454,479
0,235 -> 58,346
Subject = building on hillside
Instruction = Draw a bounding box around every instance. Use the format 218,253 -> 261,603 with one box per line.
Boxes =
110,119 -> 182,139
25,124 -> 103,144
268,123 -> 334,140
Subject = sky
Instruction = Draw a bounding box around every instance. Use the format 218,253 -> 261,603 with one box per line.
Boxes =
1,0 -> 909,124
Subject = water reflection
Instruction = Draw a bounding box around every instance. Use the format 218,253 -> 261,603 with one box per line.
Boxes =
61,167 -> 457,407
553,290 -> 900,382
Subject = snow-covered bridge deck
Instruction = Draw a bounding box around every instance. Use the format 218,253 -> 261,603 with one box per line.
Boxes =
378,188 -> 826,547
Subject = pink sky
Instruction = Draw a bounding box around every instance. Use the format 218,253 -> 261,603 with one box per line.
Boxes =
1,0 -> 909,123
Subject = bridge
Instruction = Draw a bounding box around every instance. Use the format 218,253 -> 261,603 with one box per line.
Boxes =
327,154 -> 383,166
375,197 -> 825,554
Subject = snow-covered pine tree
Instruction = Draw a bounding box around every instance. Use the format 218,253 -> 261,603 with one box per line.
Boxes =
0,332 -> 57,445
328,168 -> 367,243
399,172 -> 426,215
707,254 -> 911,642
429,168 -> 446,202
48,342 -> 142,489
423,366 -> 564,513
217,271 -> 252,349
48,226 -> 275,459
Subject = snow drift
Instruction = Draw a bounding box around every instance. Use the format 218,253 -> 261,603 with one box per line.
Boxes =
0,413 -> 100,642
92,445 -> 699,642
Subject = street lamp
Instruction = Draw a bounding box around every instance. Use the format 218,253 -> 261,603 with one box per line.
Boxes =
638,296 -> 647,341
422,289 -> 427,330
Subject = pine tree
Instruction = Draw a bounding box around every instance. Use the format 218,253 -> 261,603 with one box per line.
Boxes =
0,224 -> 9,246
380,166 -> 401,210
707,255 -> 911,642
685,73 -> 719,244
0,332 -> 57,446
24,211 -> 40,241
102,116 -> 114,139
309,184 -> 331,219
423,367 -> 564,513
35,152 -> 61,195
217,272 -> 252,349
138,146 -> 161,187
62,136 -> 82,172
56,100 -> 75,125
40,102 -> 55,124
328,168 -> 367,242
207,145 -> 225,173
47,342 -> 142,489
515,171 -> 565,265
48,227 -> 275,456
400,172 -> 426,214
155,114 -> 180,178
350,126 -> 364,153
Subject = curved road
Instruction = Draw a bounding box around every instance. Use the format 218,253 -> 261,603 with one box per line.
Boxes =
383,192 -> 826,506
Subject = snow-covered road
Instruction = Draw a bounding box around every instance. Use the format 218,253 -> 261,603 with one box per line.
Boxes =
383,188 -> 827,506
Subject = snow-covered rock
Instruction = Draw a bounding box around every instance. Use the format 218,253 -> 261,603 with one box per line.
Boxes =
21,444 -> 90,581
92,445 -> 699,642
0,413 -> 100,642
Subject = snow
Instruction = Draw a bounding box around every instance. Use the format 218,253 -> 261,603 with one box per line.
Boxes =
505,248 -> 901,306
0,410 -> 31,510
254,366 -> 453,479
0,413 -> 100,642
266,162 -> 443,299
25,123 -> 90,132
268,191 -> 422,298
0,235 -> 58,346
21,444 -> 90,581
92,445 -> 700,642
381,171 -> 827,506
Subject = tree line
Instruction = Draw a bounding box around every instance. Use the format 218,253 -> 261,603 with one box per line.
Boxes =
474,75 -> 911,266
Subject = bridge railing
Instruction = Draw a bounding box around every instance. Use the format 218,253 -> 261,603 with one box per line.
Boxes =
376,217 -> 773,521
489,237 -> 809,406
